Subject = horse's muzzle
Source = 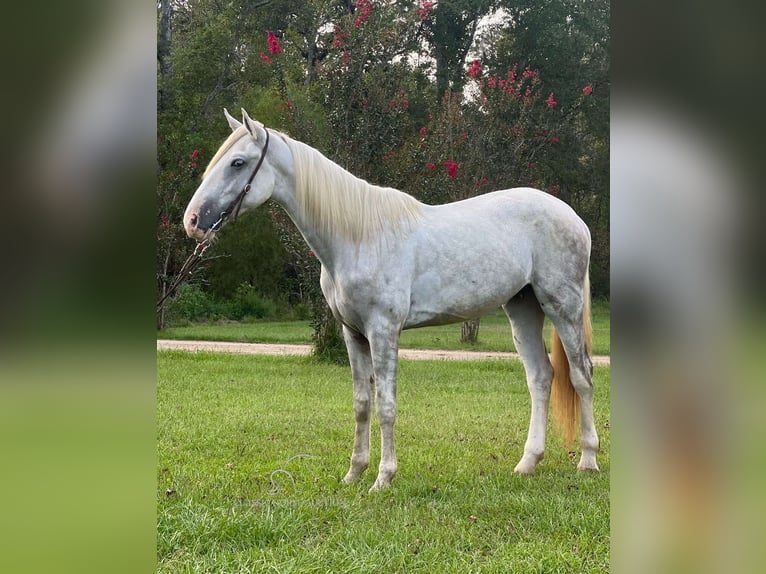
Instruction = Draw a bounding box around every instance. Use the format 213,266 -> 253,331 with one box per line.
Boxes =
183,209 -> 208,241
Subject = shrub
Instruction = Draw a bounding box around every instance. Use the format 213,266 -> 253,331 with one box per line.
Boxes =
226,283 -> 278,321
166,283 -> 216,324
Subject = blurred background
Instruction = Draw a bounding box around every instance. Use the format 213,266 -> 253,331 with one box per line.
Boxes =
0,1 -> 763,572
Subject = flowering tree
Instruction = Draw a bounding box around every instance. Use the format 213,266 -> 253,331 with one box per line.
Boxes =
400,58 -> 575,342
156,0 -> 609,352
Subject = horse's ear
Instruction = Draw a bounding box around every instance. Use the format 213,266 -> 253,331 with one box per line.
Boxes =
224,108 -> 242,132
241,108 -> 259,140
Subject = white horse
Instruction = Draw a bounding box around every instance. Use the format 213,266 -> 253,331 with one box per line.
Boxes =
184,109 -> 598,491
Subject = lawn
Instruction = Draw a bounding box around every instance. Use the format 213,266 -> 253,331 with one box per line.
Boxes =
158,352 -> 610,573
158,300 -> 610,356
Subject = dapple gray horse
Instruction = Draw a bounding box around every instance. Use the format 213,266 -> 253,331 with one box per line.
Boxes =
184,109 -> 598,491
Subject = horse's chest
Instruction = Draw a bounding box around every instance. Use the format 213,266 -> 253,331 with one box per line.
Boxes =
321,267 -> 408,330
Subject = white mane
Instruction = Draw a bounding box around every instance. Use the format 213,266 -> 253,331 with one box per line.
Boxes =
283,136 -> 423,245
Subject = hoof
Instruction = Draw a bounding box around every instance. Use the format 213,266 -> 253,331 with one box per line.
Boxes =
369,478 -> 392,492
513,463 -> 536,476
513,453 -> 543,475
342,468 -> 366,484
369,471 -> 395,492
342,460 -> 369,484
576,452 -> 600,472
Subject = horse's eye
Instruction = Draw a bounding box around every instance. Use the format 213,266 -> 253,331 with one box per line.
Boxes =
230,158 -> 245,168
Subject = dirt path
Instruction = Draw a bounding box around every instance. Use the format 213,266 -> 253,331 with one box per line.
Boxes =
157,339 -> 610,366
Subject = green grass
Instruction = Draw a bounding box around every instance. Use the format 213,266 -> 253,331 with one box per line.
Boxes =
158,352 -> 610,572
158,300 -> 610,356
159,320 -> 315,345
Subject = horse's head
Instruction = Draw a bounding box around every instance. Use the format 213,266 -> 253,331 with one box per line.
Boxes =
183,108 -> 275,241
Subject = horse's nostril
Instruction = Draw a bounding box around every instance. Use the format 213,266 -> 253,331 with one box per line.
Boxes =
190,214 -> 198,227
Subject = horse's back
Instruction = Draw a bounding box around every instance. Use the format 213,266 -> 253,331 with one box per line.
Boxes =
401,188 -> 589,328
419,187 -> 589,257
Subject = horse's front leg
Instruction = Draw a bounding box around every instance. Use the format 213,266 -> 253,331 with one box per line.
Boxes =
368,327 -> 401,491
342,326 -> 374,484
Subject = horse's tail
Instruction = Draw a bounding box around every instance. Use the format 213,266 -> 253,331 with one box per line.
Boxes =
550,270 -> 592,449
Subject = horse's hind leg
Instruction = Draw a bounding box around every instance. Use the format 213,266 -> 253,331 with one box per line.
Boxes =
503,287 -> 553,475
342,326 -> 375,484
539,294 -> 600,472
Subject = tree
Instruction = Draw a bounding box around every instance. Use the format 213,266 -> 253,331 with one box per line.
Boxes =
423,0 -> 502,97
493,0 -> 610,295
156,0 -> 610,350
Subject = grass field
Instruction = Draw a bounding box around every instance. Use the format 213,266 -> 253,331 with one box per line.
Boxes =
158,352 -> 610,573
158,300 -> 610,356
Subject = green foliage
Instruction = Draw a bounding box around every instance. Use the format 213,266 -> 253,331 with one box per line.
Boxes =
226,283 -> 280,321
165,283 -> 218,324
205,209 -> 289,302
165,282 -> 286,326
425,0 -> 501,96
310,303 -> 349,365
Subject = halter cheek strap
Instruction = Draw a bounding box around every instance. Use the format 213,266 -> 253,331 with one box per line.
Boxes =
214,126 -> 271,230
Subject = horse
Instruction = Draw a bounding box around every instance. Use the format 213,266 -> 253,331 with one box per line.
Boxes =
183,108 -> 599,491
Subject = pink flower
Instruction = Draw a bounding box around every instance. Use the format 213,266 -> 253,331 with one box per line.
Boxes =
443,161 -> 458,179
467,59 -> 482,78
549,136 -> 559,143
419,127 -> 427,138
426,162 -> 436,171
308,250 -> 315,258
545,92 -> 557,109
284,101 -> 294,109
529,162 -> 536,169
332,25 -> 348,48
354,0 -> 373,27
190,149 -> 199,160
260,52 -> 271,65
418,1 -> 434,21
522,66 -> 537,79
267,31 -> 282,55
582,85 -> 593,95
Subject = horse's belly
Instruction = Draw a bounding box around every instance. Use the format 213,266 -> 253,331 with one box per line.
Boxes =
403,277 -> 522,330
403,305 -> 499,329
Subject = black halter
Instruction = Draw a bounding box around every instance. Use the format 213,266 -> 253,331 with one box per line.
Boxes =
210,126 -> 271,231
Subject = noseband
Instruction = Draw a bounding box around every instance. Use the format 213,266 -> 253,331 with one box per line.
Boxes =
209,126 -> 271,233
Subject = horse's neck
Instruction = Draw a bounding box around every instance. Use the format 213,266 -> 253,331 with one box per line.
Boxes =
270,166 -> 347,271
273,138 -> 421,271
273,142 -> 361,265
